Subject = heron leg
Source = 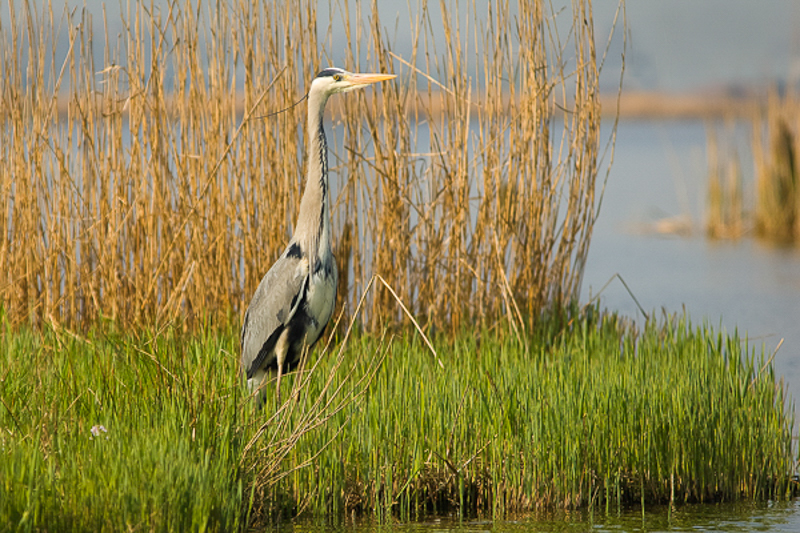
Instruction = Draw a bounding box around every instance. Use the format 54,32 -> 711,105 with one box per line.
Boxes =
276,362 -> 283,406
248,370 -> 268,410
273,329 -> 290,407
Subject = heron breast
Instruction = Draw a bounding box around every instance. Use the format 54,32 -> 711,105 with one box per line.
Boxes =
303,261 -> 337,337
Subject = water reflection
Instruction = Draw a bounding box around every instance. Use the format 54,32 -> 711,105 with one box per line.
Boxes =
278,500 -> 800,532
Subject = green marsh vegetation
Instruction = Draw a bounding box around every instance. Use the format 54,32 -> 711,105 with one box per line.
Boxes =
0,0 -> 797,530
1,311 -> 795,528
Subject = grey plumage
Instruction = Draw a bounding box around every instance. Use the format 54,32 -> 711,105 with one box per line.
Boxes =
240,67 -> 396,406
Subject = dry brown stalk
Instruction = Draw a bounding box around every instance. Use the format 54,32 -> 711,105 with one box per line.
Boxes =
707,89 -> 799,244
754,91 -> 799,243
1,0 -> 610,333
706,125 -> 745,239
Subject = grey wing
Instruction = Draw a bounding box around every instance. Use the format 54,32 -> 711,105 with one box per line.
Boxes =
240,253 -> 309,378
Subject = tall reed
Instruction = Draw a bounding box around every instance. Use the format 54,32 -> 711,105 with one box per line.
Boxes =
706,125 -> 745,239
0,0 -> 608,332
752,91 -> 799,243
705,90 -> 800,243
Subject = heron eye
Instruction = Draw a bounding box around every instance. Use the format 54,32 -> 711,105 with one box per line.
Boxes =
333,74 -> 342,82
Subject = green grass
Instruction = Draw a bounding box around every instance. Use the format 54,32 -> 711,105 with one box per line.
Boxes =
285,312 -> 797,519
0,319 -> 249,531
0,310 -> 796,530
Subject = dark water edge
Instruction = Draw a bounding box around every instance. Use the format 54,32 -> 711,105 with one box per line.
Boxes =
275,500 -> 800,532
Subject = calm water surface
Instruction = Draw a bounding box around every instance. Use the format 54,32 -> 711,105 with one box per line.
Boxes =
282,501 -> 800,532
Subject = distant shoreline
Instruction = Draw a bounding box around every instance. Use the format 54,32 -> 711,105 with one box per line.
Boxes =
599,90 -> 764,120
21,90 -> 767,121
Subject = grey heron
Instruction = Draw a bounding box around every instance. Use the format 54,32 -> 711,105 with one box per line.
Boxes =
241,67 -> 396,406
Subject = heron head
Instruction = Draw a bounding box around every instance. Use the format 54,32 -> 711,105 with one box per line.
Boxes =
312,67 -> 397,95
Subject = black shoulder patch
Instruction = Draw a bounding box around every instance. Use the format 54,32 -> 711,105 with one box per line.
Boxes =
285,242 -> 303,259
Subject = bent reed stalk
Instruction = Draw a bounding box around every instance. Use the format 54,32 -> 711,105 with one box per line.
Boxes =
0,0 -> 605,333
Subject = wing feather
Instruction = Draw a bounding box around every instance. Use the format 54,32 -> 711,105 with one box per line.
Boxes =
241,251 -> 309,377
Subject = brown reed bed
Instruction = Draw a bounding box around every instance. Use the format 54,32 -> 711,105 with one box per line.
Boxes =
752,91 -> 800,243
706,89 -> 800,243
0,0 -> 610,333
601,90 -> 761,120
706,125 -> 746,239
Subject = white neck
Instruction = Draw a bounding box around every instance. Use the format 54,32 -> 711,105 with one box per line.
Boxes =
293,85 -> 332,263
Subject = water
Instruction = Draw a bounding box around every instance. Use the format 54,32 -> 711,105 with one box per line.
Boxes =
282,501 -> 800,532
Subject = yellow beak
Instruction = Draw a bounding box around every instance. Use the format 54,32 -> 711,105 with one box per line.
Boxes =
346,72 -> 398,86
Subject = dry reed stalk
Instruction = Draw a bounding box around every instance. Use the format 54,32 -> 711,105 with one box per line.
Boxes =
1,0 -> 609,333
706,125 -> 745,239
752,89 -> 799,243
